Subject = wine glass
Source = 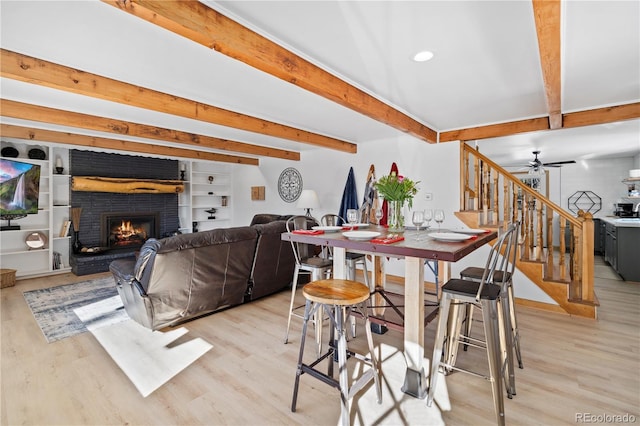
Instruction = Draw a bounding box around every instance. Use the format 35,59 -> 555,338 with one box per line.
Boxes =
347,209 -> 358,225
412,210 -> 425,241
424,209 -> 433,229
434,209 -> 445,232
374,208 -> 383,225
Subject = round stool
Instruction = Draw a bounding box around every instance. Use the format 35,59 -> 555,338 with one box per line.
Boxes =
291,279 -> 381,426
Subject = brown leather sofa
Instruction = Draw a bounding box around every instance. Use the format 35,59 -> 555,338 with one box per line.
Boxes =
109,215 -> 295,330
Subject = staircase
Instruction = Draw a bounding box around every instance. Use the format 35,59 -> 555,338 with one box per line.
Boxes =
458,144 -> 598,319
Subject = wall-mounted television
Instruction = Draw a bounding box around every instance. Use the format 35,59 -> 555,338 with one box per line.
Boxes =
0,158 -> 41,230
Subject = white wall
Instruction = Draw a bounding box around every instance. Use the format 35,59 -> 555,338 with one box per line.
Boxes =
231,136 -> 556,305
560,157 -> 636,217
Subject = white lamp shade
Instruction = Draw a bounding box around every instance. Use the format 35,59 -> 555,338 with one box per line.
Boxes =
296,189 -> 320,210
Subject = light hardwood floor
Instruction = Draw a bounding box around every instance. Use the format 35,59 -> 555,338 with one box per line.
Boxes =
1,257 -> 638,425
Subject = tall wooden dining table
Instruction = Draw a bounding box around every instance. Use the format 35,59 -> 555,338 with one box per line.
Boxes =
282,225 -> 497,399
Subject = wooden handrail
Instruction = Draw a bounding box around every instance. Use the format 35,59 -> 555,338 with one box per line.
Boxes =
464,146 -> 580,228
460,143 -> 595,310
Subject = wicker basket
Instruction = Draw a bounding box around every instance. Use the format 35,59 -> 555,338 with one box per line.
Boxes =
1,269 -> 17,288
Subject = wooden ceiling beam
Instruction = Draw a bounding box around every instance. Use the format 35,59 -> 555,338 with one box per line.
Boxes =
0,99 -> 299,161
439,117 -> 549,142
532,0 -> 562,129
563,103 -> 640,128
440,103 -> 640,142
103,0 -> 438,144
0,49 -> 355,153
0,124 -> 260,166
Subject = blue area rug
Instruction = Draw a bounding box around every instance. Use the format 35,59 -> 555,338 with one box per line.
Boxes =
23,276 -> 125,343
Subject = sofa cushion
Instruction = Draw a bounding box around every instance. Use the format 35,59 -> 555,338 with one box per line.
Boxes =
249,213 -> 293,226
250,220 -> 295,300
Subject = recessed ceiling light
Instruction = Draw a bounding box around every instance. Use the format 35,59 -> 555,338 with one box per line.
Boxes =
413,50 -> 434,62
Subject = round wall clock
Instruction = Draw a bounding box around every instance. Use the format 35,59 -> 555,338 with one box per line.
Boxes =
278,167 -> 303,202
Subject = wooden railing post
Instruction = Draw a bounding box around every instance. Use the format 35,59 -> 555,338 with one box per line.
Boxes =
545,205 -> 553,278
581,212 -> 595,303
493,168 -> 499,224
559,217 -> 566,280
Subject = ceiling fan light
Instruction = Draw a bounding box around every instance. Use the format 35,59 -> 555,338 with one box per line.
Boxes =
413,50 -> 434,62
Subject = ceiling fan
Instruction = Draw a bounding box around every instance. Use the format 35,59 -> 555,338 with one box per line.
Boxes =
526,151 -> 576,172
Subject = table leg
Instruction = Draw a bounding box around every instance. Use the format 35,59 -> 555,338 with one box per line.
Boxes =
332,247 -> 347,279
401,256 -> 427,398
371,255 -> 386,317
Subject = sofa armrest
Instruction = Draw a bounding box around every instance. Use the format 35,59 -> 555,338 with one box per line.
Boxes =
109,259 -> 147,296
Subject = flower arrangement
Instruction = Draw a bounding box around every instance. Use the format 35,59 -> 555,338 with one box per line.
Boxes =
375,171 -> 419,208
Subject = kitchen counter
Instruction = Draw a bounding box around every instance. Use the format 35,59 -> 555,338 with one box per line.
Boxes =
599,216 -> 640,228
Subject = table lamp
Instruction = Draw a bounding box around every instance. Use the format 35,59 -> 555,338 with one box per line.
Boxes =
296,189 -> 319,217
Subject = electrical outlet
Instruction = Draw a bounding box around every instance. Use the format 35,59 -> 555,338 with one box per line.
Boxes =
425,192 -> 433,201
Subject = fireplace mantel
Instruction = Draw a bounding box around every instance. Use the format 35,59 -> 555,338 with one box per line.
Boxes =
71,176 -> 184,194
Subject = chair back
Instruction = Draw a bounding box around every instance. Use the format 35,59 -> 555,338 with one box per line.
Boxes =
286,215 -> 319,264
321,214 -> 345,227
505,220 -> 522,281
476,223 -> 516,301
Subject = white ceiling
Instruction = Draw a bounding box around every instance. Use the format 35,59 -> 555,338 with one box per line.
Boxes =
1,0 -> 639,166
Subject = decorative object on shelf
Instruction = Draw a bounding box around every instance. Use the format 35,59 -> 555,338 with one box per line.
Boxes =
208,191 -> 214,195
55,156 -> 64,174
296,189 -> 319,217
180,163 -> 186,181
567,191 -> 601,214
221,196 -> 228,206
278,167 -> 303,202
192,221 -> 199,233
208,175 -> 214,184
71,207 -> 83,254
1,146 -> 19,158
205,208 -> 217,220
59,220 -> 72,237
375,171 -> 419,232
28,147 -> 46,160
25,231 -> 48,250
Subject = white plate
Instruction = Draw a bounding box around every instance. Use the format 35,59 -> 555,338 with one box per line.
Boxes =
312,225 -> 342,233
342,223 -> 369,228
454,228 -> 488,235
428,232 -> 473,242
342,231 -> 381,241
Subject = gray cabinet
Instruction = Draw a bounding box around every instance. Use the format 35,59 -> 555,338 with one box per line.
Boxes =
604,223 -> 617,271
603,221 -> 640,281
617,227 -> 640,281
593,218 -> 604,254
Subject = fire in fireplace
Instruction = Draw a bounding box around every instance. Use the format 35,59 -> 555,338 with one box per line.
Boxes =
101,212 -> 159,250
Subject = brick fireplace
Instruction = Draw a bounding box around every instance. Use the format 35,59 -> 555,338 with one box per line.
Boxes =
69,150 -> 180,275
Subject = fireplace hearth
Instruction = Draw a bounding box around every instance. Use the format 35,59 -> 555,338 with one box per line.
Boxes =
101,212 -> 159,250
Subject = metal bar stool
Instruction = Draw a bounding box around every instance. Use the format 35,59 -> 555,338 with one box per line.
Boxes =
459,221 -> 523,370
291,279 -> 382,426
284,216 -> 333,351
427,225 -> 516,426
321,214 -> 370,339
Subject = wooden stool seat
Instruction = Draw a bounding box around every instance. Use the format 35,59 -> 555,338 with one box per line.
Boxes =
302,279 -> 370,306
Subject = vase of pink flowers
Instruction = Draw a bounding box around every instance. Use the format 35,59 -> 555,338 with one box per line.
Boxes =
375,171 -> 419,232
